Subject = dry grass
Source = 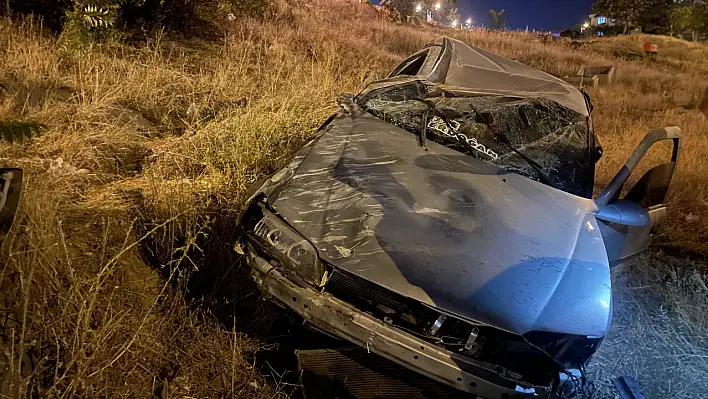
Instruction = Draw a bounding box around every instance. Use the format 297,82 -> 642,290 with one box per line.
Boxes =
1,0 -> 707,397
585,251 -> 708,398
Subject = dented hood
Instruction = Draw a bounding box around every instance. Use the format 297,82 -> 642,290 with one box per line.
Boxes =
266,110 -> 612,337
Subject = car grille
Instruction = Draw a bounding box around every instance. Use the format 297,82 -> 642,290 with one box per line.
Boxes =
324,268 -> 557,387
325,268 -> 439,326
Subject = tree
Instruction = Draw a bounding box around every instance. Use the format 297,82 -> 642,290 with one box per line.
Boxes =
668,1 -> 708,41
445,7 -> 460,26
670,4 -> 694,35
592,0 -> 643,33
635,0 -> 672,34
488,8 -> 505,30
425,0 -> 457,24
381,0 -> 457,25
380,0 -> 413,23
689,3 -> 708,41
592,0 -> 674,34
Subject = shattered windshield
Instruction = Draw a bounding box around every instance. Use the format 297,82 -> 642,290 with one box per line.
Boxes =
358,82 -> 595,198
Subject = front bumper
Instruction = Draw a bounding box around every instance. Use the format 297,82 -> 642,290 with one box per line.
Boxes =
246,251 -> 548,399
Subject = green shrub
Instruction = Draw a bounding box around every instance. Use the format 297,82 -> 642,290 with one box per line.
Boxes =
62,0 -> 124,45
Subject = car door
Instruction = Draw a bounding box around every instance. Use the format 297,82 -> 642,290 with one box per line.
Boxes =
594,127 -> 681,266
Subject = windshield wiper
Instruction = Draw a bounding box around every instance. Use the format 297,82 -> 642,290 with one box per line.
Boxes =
412,98 -> 479,154
418,104 -> 429,150
492,133 -> 557,189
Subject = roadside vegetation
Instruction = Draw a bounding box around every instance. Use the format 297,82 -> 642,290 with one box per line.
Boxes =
0,0 -> 707,397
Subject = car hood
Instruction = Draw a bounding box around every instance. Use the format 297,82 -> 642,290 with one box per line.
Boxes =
265,110 -> 612,337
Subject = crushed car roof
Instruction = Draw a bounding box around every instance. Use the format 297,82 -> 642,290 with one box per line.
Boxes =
365,37 -> 590,117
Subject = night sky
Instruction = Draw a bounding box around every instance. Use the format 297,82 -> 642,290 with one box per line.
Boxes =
455,0 -> 595,31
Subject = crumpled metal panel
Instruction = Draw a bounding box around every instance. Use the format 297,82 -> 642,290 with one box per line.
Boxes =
359,37 -> 590,117
266,107 -> 612,337
439,37 -> 589,117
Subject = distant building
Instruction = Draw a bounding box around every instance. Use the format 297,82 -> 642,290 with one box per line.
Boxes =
560,29 -> 580,38
589,14 -> 616,27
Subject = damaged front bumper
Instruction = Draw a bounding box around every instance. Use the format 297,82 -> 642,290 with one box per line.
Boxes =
245,250 -> 548,399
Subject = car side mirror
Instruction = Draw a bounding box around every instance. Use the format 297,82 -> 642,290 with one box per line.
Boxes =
595,127 -> 681,206
0,168 -> 22,242
594,200 -> 650,227
595,127 -> 680,265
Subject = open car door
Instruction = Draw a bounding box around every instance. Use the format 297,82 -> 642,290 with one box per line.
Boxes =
594,127 -> 681,266
0,168 -> 22,243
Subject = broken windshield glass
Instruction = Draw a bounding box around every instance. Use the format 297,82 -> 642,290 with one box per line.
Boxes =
359,83 -> 597,198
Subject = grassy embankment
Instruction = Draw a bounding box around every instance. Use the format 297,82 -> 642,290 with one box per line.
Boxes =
1,0 -> 707,396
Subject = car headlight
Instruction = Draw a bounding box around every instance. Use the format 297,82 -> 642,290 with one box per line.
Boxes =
251,203 -> 325,287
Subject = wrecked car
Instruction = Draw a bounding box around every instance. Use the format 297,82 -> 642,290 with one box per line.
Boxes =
235,37 -> 681,398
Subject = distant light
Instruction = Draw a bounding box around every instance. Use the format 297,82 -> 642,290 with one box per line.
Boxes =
583,22 -> 590,28
434,2 -> 441,10
465,17 -> 472,25
415,4 -> 422,12
451,20 -> 458,27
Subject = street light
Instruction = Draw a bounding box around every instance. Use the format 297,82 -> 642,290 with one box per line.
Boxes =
451,20 -> 458,28
465,17 -> 472,26
415,4 -> 422,12
583,22 -> 590,29
434,2 -> 441,10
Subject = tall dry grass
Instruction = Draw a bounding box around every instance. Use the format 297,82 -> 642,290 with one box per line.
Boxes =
1,0 -> 707,396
